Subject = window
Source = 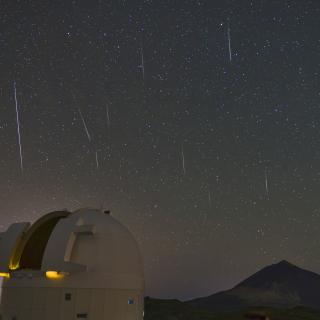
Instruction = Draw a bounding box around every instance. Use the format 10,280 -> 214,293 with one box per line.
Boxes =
128,298 -> 134,305
65,293 -> 72,301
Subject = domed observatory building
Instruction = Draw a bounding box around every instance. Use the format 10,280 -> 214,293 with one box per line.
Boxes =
0,208 -> 144,320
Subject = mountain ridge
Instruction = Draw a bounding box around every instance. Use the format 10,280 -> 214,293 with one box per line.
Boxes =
187,260 -> 320,311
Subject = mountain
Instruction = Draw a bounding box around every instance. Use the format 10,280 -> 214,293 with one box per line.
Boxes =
187,260 -> 320,311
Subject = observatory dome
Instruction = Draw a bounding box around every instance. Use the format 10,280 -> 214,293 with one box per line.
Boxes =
0,208 -> 144,320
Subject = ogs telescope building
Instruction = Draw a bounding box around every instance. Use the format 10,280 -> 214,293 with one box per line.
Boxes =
0,208 -> 144,320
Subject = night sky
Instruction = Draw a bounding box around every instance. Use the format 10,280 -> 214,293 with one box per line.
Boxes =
1,0 -> 320,300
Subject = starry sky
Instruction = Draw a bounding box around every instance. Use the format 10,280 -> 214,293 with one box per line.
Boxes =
1,0 -> 320,300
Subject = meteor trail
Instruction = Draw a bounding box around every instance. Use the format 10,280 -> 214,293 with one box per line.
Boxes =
139,42 -> 145,81
265,168 -> 269,198
78,108 -> 91,142
208,190 -> 212,208
95,151 -> 99,169
71,91 -> 92,143
106,104 -> 111,127
227,24 -> 232,62
13,81 -> 23,173
181,143 -> 186,175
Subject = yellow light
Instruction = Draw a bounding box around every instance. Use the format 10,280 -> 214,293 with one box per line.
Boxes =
9,262 -> 19,270
45,271 -> 65,279
0,273 -> 10,278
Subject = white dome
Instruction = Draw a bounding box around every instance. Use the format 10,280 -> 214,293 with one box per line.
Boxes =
0,208 -> 144,289
0,208 -> 145,320
41,208 -> 144,289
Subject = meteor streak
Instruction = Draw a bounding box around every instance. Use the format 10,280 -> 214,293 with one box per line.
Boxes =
13,81 -> 23,173
265,168 -> 269,198
71,91 -> 92,143
227,24 -> 232,62
95,151 -> 99,169
139,42 -> 145,81
208,190 -> 212,208
78,108 -> 91,142
106,104 -> 111,127
181,144 -> 186,175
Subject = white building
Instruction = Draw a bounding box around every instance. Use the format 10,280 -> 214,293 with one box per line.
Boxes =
0,208 -> 144,320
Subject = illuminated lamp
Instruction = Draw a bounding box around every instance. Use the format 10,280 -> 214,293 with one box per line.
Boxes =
45,271 -> 67,279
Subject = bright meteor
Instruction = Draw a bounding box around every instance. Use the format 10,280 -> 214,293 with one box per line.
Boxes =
78,108 -> 91,143
13,81 -> 23,173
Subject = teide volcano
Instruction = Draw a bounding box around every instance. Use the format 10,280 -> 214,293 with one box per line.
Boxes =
188,260 -> 320,311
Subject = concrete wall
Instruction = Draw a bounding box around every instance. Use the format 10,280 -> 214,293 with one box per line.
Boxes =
0,287 -> 143,320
